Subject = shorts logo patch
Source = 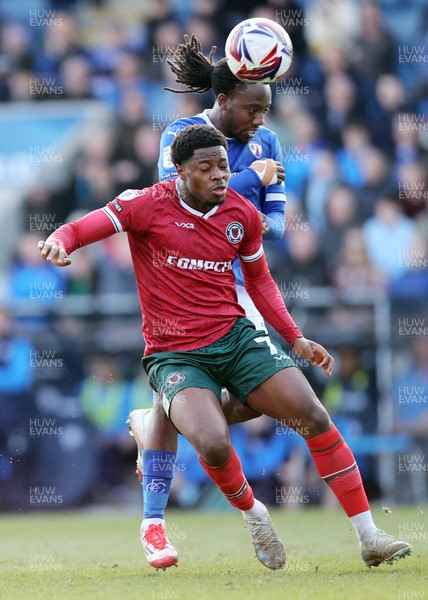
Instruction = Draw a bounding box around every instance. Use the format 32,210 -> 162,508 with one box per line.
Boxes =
226,222 -> 244,244
165,371 -> 185,388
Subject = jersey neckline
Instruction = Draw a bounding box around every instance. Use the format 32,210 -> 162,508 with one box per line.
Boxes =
175,180 -> 220,220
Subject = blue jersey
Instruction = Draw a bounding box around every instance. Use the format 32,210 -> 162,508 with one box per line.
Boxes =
158,109 -> 286,286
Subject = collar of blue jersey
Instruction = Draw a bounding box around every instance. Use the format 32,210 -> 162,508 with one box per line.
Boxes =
197,110 -> 237,142
175,179 -> 220,220
197,109 -> 214,128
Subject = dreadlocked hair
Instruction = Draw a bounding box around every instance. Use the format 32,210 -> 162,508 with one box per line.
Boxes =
164,33 -> 246,97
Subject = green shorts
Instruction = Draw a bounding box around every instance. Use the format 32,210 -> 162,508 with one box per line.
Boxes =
142,317 -> 296,416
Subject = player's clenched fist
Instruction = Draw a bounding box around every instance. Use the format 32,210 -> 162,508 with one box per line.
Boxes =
38,240 -> 71,267
250,158 -> 285,186
292,337 -> 335,377
259,212 -> 270,235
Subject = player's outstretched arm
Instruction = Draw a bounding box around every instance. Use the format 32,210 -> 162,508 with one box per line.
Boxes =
37,207 -> 121,267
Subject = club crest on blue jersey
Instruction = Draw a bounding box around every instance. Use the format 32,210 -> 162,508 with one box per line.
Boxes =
226,222 -> 244,244
249,141 -> 262,158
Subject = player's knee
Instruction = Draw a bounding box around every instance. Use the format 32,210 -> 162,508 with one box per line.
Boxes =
302,403 -> 331,438
197,431 -> 231,466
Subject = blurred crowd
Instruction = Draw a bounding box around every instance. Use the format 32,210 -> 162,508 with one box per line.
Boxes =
1,0 -> 428,510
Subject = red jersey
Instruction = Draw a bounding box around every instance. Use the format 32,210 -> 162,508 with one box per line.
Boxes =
104,180 -> 263,354
47,179 -> 302,354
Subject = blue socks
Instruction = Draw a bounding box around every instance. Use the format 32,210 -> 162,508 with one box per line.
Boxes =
142,450 -> 176,519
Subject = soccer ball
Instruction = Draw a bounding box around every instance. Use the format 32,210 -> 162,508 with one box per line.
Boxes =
225,17 -> 293,84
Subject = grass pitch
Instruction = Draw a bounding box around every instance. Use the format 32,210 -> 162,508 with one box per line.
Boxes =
0,505 -> 426,600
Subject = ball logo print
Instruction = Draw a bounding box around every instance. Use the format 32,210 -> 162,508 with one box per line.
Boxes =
226,222 -> 244,244
225,17 -> 293,83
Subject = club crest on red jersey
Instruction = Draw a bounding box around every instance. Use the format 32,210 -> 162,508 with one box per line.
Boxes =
226,222 -> 244,244
117,189 -> 143,201
249,141 -> 262,158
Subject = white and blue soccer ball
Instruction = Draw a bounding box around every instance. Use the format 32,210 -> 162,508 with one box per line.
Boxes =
225,17 -> 293,84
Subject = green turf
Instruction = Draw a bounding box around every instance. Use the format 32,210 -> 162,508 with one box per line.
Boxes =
0,506 -> 426,600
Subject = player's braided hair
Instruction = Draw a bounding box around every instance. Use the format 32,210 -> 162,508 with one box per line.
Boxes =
164,34 -> 246,96
171,124 -> 228,165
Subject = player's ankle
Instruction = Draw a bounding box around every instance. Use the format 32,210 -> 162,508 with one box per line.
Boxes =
350,510 -> 377,541
242,498 -> 267,520
142,517 -> 165,531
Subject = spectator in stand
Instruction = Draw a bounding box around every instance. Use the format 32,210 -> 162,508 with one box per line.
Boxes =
90,22 -> 144,77
323,346 -> 377,435
393,336 -> 428,439
280,110 -> 324,199
95,233 -> 137,296
9,231 -> 69,310
34,13 -> 87,78
356,147 -> 393,221
4,68 -> 34,102
322,346 -> 378,500
305,0 -> 361,56
305,149 -> 340,233
274,224 -> 330,290
319,184 -> 358,272
59,54 -> 94,100
337,122 -> 372,189
352,0 -> 395,84
111,123 -> 160,195
367,75 -> 408,156
321,72 -> 361,149
389,232 -> 428,301
333,227 -> 386,292
391,113 -> 421,169
363,195 -> 417,282
22,185 -> 72,235
112,89 -> 147,165
66,247 -> 97,296
0,21 -> 33,101
71,126 -> 116,210
79,354 -> 135,494
94,51 -> 155,115
395,161 -> 427,219
393,336 -> 428,502
147,20 -> 184,82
